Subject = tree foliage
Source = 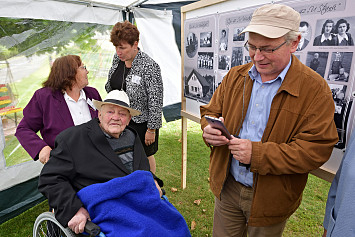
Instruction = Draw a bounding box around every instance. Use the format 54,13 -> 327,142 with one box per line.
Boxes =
0,17 -> 111,60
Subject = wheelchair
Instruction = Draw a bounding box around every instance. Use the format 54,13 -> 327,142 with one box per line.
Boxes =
33,211 -> 106,237
33,195 -> 169,237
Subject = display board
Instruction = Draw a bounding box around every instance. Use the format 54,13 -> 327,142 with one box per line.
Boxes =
181,0 -> 355,188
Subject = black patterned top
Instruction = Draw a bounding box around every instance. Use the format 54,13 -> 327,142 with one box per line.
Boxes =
106,50 -> 163,129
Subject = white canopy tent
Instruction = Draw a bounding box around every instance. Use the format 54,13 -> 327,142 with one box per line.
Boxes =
0,0 -> 195,223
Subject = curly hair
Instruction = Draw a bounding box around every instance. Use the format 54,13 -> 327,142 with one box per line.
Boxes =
335,19 -> 350,33
110,20 -> 140,46
42,55 -> 81,91
321,19 -> 334,34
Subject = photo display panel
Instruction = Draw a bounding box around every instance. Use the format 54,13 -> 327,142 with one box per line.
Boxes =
184,14 -> 217,104
183,0 -> 355,169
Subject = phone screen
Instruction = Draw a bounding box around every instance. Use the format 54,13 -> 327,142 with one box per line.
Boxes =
204,116 -> 232,139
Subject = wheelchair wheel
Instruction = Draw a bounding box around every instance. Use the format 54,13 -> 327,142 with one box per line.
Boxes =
33,211 -> 76,237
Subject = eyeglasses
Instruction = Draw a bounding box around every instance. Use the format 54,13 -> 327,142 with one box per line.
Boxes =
244,40 -> 288,54
79,65 -> 87,70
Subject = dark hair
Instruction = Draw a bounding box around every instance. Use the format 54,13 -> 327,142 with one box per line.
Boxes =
321,19 -> 334,34
300,21 -> 309,28
335,19 -> 350,33
42,55 -> 81,91
110,20 -> 140,46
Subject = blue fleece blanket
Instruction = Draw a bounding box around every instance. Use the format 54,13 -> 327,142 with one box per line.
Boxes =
77,170 -> 191,237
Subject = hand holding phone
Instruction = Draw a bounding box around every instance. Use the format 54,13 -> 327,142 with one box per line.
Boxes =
204,116 -> 232,140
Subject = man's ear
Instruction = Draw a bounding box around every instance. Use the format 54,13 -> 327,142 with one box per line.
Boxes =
290,35 -> 301,53
127,115 -> 132,125
98,110 -> 103,123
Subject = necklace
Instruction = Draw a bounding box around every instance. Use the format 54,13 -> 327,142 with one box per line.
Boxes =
122,64 -> 126,91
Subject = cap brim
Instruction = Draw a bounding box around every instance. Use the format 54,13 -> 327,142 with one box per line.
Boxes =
240,25 -> 291,38
92,99 -> 141,117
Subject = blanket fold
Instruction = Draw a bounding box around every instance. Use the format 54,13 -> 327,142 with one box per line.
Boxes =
77,170 -> 191,237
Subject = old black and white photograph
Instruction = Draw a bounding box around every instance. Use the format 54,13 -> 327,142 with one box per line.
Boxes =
185,32 -> 198,58
328,52 -> 353,82
218,55 -> 230,70
329,84 -> 352,149
313,19 -> 337,46
184,68 -> 214,103
219,28 -> 229,52
305,51 -> 328,78
197,52 -> 214,70
313,17 -> 355,46
231,47 -> 243,67
200,32 -> 212,47
297,21 -> 312,51
233,27 -> 245,42
333,18 -> 355,46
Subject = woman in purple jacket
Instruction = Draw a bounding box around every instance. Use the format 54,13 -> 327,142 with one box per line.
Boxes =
15,55 -> 101,164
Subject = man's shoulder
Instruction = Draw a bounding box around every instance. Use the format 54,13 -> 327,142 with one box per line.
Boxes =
289,57 -> 331,92
228,63 -> 252,77
58,119 -> 99,139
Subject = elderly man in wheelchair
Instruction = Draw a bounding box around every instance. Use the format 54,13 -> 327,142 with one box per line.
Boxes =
35,90 -> 190,237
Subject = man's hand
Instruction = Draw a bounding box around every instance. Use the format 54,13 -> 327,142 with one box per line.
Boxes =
202,117 -> 230,146
228,137 -> 252,165
39,146 -> 52,164
68,207 -> 91,234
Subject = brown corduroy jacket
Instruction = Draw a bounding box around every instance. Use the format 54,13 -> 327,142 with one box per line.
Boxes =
200,55 -> 338,227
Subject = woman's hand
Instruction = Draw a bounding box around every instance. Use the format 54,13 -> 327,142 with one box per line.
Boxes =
145,129 -> 155,146
39,146 -> 52,164
154,180 -> 163,197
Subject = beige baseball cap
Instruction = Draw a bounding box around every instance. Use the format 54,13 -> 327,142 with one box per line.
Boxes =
241,4 -> 300,38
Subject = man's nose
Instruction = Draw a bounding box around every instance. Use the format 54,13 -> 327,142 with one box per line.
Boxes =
253,49 -> 264,61
112,113 -> 121,120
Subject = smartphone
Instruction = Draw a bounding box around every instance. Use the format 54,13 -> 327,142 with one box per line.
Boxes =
204,115 -> 233,140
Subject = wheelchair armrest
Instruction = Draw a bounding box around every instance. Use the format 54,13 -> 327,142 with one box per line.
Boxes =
85,220 -> 101,236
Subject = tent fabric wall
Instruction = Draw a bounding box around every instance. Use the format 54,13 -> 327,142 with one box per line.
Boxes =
134,7 -> 182,120
0,0 -> 194,224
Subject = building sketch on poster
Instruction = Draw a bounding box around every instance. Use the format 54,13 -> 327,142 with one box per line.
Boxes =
183,0 -> 355,165
184,15 -> 216,104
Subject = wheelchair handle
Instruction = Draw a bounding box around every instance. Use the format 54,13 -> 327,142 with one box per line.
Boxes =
85,220 -> 101,236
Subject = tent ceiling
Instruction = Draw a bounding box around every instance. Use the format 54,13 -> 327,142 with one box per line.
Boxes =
61,0 -> 194,9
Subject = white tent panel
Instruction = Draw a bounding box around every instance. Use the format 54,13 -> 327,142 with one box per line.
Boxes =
0,121 -> 43,190
0,0 -> 122,25
134,7 -> 181,107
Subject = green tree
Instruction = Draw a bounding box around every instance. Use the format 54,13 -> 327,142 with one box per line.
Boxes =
0,17 -> 111,59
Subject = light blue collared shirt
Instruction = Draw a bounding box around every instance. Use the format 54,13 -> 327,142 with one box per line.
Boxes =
230,57 -> 292,187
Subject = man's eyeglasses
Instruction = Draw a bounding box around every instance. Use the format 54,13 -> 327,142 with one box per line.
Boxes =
244,40 -> 287,54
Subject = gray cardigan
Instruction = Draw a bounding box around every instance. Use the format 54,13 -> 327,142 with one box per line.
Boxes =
105,51 -> 163,129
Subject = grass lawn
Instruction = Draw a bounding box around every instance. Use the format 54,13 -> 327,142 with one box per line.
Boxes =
0,119 -> 331,236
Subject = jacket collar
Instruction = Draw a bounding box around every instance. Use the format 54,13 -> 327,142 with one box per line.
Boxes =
131,50 -> 143,68
278,54 -> 302,98
237,54 -> 302,98
87,118 -> 130,175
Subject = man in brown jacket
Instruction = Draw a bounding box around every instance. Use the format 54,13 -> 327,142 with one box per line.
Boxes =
200,4 -> 338,237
